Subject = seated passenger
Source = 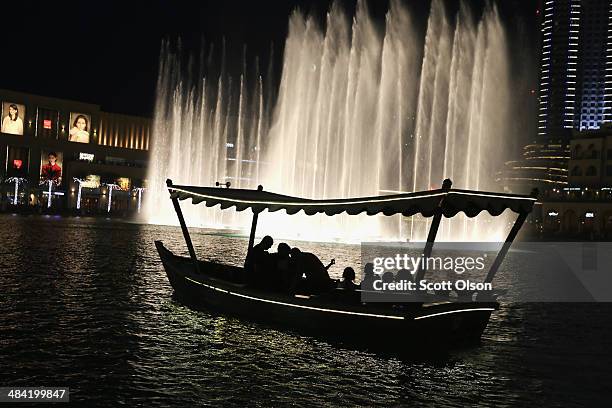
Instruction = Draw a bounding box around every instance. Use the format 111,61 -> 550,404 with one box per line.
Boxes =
290,247 -> 335,293
381,271 -> 395,285
359,263 -> 375,291
245,235 -> 273,286
339,267 -> 357,291
269,242 -> 293,291
395,268 -> 412,283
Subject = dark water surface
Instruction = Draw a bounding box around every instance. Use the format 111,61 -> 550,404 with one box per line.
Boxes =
1,215 -> 610,406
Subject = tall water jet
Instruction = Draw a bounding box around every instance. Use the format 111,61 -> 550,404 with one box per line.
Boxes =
146,0 -> 514,242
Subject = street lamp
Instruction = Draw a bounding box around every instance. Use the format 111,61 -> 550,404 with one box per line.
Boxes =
73,177 -> 85,210
6,177 -> 26,205
132,187 -> 146,213
104,183 -> 120,213
40,179 -> 53,208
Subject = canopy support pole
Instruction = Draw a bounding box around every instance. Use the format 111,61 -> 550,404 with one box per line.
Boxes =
167,179 -> 199,273
483,188 -> 537,285
413,179 -> 452,284
248,211 -> 259,255
246,185 -> 264,264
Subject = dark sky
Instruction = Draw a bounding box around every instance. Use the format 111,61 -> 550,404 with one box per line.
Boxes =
1,0 -> 537,118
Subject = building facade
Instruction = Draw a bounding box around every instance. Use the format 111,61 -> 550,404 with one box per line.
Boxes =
502,0 -> 612,195
538,0 -> 612,140
0,89 -> 150,215
540,125 -> 612,237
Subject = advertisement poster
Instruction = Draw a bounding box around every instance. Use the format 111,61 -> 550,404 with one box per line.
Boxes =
39,150 -> 63,185
68,112 -> 91,143
1,102 -> 25,135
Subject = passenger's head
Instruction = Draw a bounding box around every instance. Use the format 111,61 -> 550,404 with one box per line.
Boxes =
290,247 -> 302,257
382,271 -> 394,283
260,235 -> 273,250
364,263 -> 374,279
396,269 -> 411,282
277,242 -> 290,256
343,267 -> 355,282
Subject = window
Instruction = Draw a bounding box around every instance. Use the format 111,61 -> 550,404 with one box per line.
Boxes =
571,166 -> 582,176
586,166 -> 597,176
607,165 -> 612,177
36,108 -> 59,139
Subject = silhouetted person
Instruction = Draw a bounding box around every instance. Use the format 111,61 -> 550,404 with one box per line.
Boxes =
339,267 -> 357,291
269,242 -> 293,291
382,271 -> 395,285
359,263 -> 375,291
395,269 -> 412,283
290,247 -> 335,293
245,235 -> 273,286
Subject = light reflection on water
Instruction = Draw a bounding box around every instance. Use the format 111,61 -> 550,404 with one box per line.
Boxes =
0,215 -> 610,406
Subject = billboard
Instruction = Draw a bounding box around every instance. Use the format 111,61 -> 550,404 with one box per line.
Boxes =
1,102 -> 25,135
82,175 -> 101,189
40,150 -> 63,185
116,177 -> 131,191
69,112 -> 91,143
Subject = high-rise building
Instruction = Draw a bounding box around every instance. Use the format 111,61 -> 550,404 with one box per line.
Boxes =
538,0 -> 612,141
500,0 -> 612,194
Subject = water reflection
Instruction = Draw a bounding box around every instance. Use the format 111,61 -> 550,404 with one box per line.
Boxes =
0,215 -> 610,406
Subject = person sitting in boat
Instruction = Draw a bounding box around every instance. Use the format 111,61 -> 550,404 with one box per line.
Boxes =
245,235 -> 274,286
269,242 -> 293,291
290,247 -> 335,293
359,263 -> 375,290
395,269 -> 412,284
339,267 -> 357,291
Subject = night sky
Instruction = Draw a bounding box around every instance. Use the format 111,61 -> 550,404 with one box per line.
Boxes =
1,0 -> 538,118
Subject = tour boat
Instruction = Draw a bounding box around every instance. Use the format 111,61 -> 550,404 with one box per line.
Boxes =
156,178 -> 537,350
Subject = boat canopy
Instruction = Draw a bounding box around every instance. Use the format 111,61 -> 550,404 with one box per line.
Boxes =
167,181 -> 537,218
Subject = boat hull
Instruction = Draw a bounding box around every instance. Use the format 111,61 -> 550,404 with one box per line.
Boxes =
156,241 -> 497,351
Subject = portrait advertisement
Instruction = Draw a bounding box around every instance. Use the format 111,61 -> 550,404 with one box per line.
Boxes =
68,112 -> 91,143
40,150 -> 63,185
1,102 -> 26,135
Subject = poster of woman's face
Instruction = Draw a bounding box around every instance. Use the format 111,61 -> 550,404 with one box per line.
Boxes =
1,102 -> 25,135
40,150 -> 63,185
68,112 -> 91,143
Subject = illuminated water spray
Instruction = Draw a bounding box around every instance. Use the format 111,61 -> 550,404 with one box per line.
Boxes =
147,0 -> 513,241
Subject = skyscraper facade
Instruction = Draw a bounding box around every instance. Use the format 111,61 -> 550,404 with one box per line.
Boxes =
538,0 -> 612,141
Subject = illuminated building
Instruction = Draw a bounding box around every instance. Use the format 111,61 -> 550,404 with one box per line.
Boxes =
0,89 -> 150,214
538,0 -> 612,139
502,0 -> 612,194
498,143 -> 570,192
540,124 -> 612,237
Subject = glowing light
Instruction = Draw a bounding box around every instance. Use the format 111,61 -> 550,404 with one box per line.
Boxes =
6,177 -> 26,205
73,178 -> 84,210
132,187 -> 146,213
105,183 -> 120,213
184,277 -> 406,319
413,308 -> 495,320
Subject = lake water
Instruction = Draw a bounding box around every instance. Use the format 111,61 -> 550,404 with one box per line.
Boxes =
0,215 -> 610,406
